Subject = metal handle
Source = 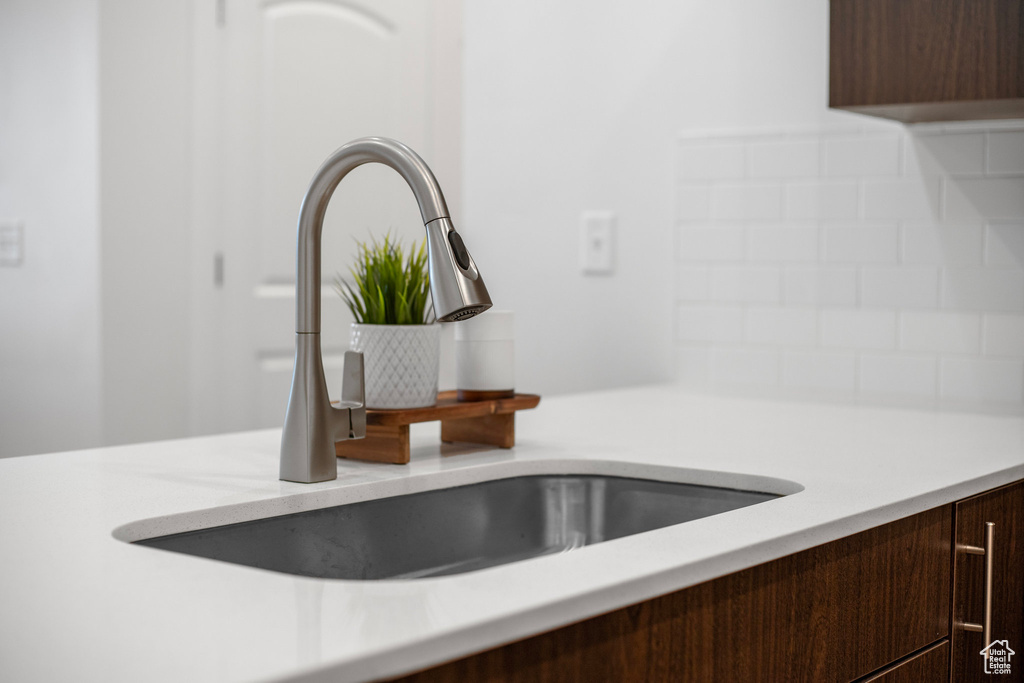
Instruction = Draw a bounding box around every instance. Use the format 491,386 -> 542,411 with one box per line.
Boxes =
959,521 -> 995,655
340,351 -> 366,439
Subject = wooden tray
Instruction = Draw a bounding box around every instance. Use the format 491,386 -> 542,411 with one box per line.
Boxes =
335,391 -> 541,465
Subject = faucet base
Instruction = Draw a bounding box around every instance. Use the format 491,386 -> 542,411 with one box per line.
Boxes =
280,335 -> 365,483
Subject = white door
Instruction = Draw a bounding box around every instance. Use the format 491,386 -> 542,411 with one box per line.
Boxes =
188,0 -> 462,435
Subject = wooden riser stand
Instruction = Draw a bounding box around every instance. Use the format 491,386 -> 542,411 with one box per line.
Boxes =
335,391 -> 540,464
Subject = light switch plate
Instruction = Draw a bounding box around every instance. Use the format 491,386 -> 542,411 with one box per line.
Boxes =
0,222 -> 24,267
579,211 -> 615,275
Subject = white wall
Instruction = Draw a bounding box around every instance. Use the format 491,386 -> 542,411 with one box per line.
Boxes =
462,4 -> 668,395
0,1 -> 194,456
0,0 -> 103,457
461,1 -> 844,396
464,1 -> 1023,412
98,0 -> 193,446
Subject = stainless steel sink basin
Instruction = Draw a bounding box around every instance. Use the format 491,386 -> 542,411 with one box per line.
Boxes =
134,475 -> 779,580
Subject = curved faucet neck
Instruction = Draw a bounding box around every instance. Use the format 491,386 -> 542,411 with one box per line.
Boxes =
281,137 -> 491,483
295,137 -> 449,334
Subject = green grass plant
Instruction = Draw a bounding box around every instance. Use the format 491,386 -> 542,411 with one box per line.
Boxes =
334,234 -> 432,325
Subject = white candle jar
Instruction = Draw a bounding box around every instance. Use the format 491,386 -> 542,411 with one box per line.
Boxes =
454,310 -> 514,401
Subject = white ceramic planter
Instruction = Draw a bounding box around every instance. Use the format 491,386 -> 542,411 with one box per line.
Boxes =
350,323 -> 440,409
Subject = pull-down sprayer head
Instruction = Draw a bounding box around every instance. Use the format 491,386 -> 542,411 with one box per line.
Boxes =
425,216 -> 491,322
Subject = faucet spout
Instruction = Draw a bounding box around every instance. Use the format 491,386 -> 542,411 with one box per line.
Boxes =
280,137 -> 491,483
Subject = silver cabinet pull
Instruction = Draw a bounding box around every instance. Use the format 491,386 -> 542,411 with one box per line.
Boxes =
959,521 -> 995,656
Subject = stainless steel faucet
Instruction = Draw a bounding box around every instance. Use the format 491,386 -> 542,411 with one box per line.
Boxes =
280,137 -> 492,483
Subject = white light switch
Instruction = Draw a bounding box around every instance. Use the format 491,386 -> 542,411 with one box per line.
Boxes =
0,222 -> 24,267
579,211 -> 615,275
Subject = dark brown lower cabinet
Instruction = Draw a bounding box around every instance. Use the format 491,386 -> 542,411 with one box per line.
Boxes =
389,480 -> 1023,683
952,481 -> 1024,682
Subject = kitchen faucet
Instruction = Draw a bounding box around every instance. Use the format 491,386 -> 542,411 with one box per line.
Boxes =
280,137 -> 492,483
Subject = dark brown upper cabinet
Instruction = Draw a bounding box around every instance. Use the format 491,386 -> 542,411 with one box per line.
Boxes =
830,0 -> 1024,122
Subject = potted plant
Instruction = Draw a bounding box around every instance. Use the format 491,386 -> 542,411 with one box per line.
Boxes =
334,234 -> 439,409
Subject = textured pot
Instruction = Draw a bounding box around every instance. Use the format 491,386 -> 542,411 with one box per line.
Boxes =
350,323 -> 440,409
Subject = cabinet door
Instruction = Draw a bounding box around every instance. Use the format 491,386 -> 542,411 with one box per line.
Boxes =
952,481 -> 1024,682
829,0 -> 1024,122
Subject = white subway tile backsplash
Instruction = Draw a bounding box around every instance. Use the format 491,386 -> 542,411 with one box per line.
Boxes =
675,267 -> 710,301
823,224 -> 899,263
676,226 -> 744,262
901,312 -> 981,354
940,358 -> 1024,403
710,266 -> 781,303
860,354 -> 937,397
942,268 -> 1024,312
676,185 -> 711,221
985,223 -> 1024,266
863,177 -> 941,221
747,225 -> 819,262
902,222 -> 984,265
747,140 -> 819,179
676,346 -> 713,385
945,178 -> 1024,221
820,310 -> 897,350
712,348 -> 780,386
785,182 -> 859,220
986,131 -> 1024,175
671,125 -> 1024,411
905,133 -> 985,176
676,306 -> 744,343
783,267 -> 858,306
711,184 -> 783,220
861,267 -> 940,309
983,314 -> 1024,356
823,136 -> 900,177
677,142 -> 745,181
783,350 -> 857,391
745,307 -> 817,346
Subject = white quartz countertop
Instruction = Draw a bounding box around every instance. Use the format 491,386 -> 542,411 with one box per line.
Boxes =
2,385 -> 1023,683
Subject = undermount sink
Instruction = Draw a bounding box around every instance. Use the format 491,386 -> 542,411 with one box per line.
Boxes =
133,474 -> 781,580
